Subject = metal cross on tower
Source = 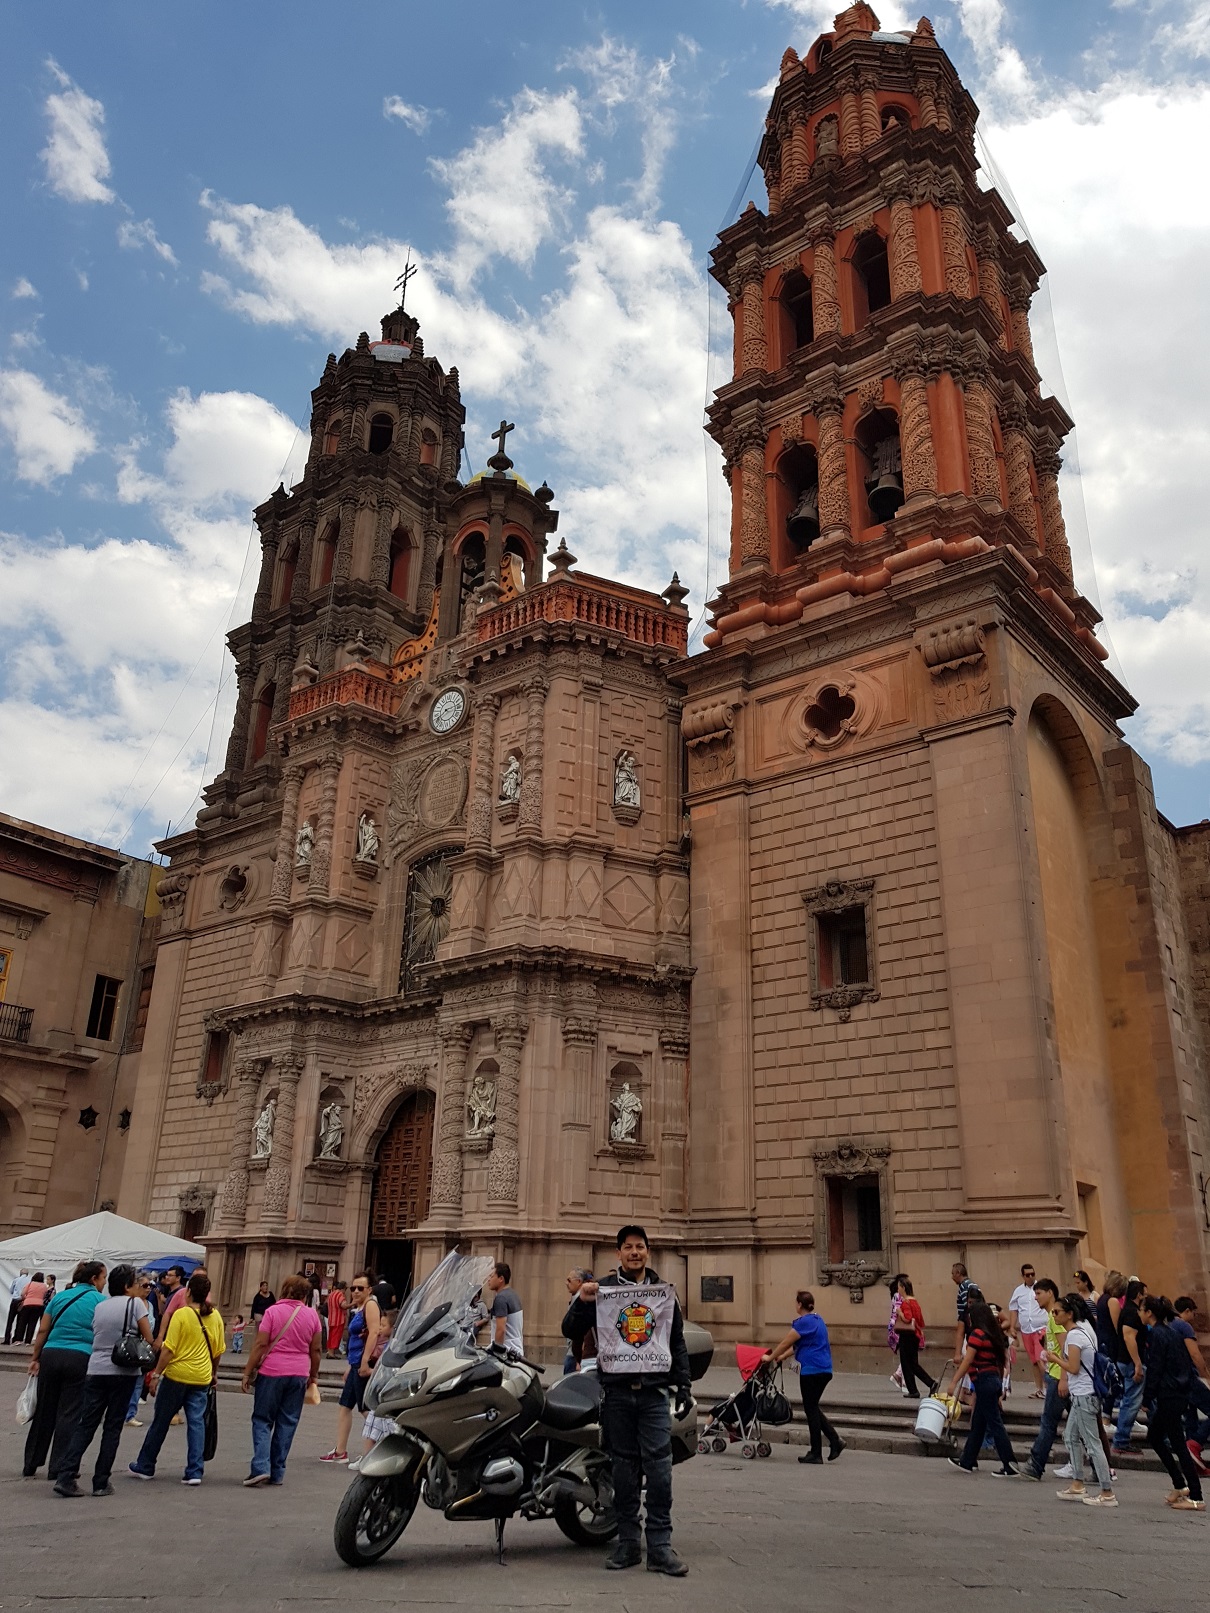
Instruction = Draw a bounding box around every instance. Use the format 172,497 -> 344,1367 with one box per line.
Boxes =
491,420 -> 515,455
394,253 -> 418,310
487,418 -> 516,472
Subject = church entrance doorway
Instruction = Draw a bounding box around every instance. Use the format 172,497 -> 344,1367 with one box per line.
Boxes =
366,1089 -> 435,1305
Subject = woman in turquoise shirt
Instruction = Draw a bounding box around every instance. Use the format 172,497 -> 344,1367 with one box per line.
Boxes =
23,1261 -> 107,1480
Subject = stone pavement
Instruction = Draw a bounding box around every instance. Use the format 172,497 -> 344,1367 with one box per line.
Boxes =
1,1386 -> 1201,1613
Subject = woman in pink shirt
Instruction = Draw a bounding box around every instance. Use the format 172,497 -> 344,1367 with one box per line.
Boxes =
239,1274 -> 322,1486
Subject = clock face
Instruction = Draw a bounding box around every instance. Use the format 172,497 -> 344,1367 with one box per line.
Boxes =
429,688 -> 467,734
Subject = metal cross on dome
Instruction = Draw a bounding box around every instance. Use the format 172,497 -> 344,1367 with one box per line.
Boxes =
491,419 -> 515,454
487,418 -> 516,472
394,253 -> 418,310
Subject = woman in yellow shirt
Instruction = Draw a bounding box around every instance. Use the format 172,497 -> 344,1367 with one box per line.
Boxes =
129,1272 -> 225,1485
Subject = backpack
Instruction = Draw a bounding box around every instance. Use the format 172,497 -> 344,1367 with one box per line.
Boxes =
1093,1349 -> 1123,1409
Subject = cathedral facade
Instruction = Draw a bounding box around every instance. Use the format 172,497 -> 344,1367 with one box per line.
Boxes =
120,6 -> 1210,1353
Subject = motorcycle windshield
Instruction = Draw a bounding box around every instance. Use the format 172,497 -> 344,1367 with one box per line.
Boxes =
368,1250 -> 495,1395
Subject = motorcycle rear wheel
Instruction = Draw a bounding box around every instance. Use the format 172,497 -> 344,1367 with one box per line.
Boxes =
553,1490 -> 619,1546
334,1472 -> 419,1567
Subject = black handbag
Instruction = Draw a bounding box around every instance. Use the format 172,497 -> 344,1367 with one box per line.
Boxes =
752,1364 -> 793,1426
111,1298 -> 156,1372
203,1385 -> 219,1461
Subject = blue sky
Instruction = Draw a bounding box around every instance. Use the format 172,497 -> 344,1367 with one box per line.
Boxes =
2,1 -> 1209,850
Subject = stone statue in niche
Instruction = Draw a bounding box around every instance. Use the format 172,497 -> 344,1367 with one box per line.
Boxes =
613,752 -> 640,808
252,1096 -> 276,1159
467,1073 -> 497,1138
815,115 -> 839,157
499,753 -> 522,804
355,812 -> 379,863
295,820 -> 315,867
610,1082 -> 643,1144
317,1101 -> 343,1160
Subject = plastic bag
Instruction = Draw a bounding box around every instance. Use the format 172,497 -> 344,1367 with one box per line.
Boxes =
16,1375 -> 37,1425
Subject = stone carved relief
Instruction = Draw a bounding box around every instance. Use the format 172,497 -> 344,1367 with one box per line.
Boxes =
788,669 -> 882,754
919,619 -> 992,723
177,1184 -> 215,1218
610,1082 -> 643,1144
683,700 -> 738,789
466,1072 -> 497,1139
252,1096 -> 276,1159
419,754 -> 469,830
295,820 -> 315,869
355,813 -> 379,864
157,870 -> 191,936
612,751 -> 641,825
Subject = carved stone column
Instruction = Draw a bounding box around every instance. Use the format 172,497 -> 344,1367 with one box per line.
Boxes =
262,1055 -> 304,1228
977,230 -> 1008,347
962,370 -> 1002,505
560,1018 -> 597,1212
887,188 -> 923,299
516,678 -> 548,833
738,429 -> 769,567
1035,445 -> 1074,584
252,527 -> 279,618
291,519 -> 316,605
859,80 -> 881,147
269,653 -> 293,738
213,1060 -> 267,1232
224,666 -> 255,774
839,74 -> 862,157
430,1023 -> 475,1212
915,76 -> 939,127
1001,407 -> 1042,546
789,117 -> 810,192
940,188 -> 972,298
334,495 -> 358,582
896,367 -> 938,504
370,495 -> 394,587
815,397 -> 851,541
466,694 -> 501,849
658,1029 -> 690,1216
270,764 -> 305,904
1007,285 -> 1037,371
808,218 -> 842,336
740,268 -> 766,375
308,750 -> 343,897
487,1014 -> 527,1207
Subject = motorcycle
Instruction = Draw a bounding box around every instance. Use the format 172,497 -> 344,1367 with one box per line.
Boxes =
333,1251 -> 710,1567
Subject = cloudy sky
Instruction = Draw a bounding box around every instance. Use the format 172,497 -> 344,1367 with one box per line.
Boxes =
2,0 -> 1208,851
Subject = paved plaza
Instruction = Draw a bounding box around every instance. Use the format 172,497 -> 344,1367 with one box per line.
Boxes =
1,1386 -> 1202,1612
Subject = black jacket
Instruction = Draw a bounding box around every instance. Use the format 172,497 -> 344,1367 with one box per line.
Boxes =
562,1265 -> 690,1390
1143,1321 -> 1193,1403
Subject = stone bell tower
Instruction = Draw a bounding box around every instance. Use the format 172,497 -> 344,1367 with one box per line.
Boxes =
677,4 -> 1210,1345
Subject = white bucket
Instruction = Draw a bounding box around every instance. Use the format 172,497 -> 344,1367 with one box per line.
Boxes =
914,1397 -> 948,1443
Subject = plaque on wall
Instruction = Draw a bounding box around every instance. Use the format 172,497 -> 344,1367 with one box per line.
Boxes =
700,1275 -> 734,1303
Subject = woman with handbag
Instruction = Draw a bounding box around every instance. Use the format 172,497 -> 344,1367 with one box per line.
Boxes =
241,1274 -> 323,1487
52,1266 -> 155,1497
22,1260 -> 107,1480
891,1276 -> 938,1399
128,1271 -> 224,1486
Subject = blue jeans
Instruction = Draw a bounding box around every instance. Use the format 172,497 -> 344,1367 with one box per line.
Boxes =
959,1372 -> 1017,1470
251,1374 -> 306,1481
1113,1370 -> 1144,1448
126,1378 -> 142,1421
1026,1375 -> 1069,1475
131,1377 -> 208,1480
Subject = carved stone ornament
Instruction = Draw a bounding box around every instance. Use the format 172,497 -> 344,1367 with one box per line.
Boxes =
157,870 -> 191,936
466,1072 -> 497,1142
919,618 -> 992,723
177,1184 -> 215,1217
419,754 -> 469,830
803,879 -> 880,1018
683,700 -> 738,790
813,1137 -> 891,1178
819,1258 -> 889,1303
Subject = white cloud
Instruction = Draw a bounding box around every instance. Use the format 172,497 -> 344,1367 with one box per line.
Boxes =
117,217 -> 178,266
40,60 -> 115,204
11,278 -> 38,300
0,369 -> 97,485
383,96 -> 431,133
952,0 -> 1037,110
430,87 -> 584,288
570,36 -> 682,211
763,1 -> 914,32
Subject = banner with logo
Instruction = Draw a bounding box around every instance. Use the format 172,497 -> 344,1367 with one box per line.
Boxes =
593,1281 -> 677,1375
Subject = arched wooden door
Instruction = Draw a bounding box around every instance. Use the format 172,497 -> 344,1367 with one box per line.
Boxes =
367,1090 -> 435,1302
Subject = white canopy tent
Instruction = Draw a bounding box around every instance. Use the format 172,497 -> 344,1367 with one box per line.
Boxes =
0,1212 -> 204,1298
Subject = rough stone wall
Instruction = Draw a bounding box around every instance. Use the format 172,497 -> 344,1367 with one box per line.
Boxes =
1175,821 -> 1210,1064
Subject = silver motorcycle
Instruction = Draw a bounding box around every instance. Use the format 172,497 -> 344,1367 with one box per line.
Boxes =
333,1252 -> 708,1567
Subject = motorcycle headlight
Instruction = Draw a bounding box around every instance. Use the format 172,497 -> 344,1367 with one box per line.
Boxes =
388,1367 -> 428,1398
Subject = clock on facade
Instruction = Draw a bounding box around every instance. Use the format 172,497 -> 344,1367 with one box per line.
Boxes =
429,687 -> 467,734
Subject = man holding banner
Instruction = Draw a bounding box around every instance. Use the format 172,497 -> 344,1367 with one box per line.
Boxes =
562,1225 -> 691,1577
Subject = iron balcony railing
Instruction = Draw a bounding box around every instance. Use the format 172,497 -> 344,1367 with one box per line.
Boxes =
0,1003 -> 34,1044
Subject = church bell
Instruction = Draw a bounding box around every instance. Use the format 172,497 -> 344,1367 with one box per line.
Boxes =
787,484 -> 820,549
866,468 -> 904,522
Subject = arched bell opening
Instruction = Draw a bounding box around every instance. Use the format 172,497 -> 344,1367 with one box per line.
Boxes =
248,682 -> 276,765
368,413 -> 395,455
855,408 -> 904,528
502,533 -> 530,594
773,441 -> 820,567
388,527 -> 413,602
880,104 -> 912,135
419,427 -> 438,467
313,518 -> 339,589
272,539 -> 297,609
322,417 -> 342,456
456,533 -> 486,626
851,232 -> 891,328
776,269 -> 814,365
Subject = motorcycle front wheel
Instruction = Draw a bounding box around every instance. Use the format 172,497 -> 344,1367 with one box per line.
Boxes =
333,1472 -> 419,1567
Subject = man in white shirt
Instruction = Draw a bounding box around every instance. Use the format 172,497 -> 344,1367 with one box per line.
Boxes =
5,1270 -> 29,1345
1008,1261 -> 1047,1396
486,1264 -> 524,1357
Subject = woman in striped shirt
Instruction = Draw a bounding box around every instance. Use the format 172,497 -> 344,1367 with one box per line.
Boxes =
946,1302 -> 1020,1476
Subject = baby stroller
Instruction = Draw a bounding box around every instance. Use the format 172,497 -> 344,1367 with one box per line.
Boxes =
698,1345 -> 793,1460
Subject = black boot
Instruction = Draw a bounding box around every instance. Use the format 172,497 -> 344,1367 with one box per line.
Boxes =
605,1542 -> 642,1571
828,1439 -> 846,1461
647,1546 -> 689,1577
798,1451 -> 824,1464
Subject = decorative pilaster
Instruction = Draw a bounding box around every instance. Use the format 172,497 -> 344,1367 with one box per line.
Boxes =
789,118 -> 810,191
224,667 -> 255,774
269,654 -> 293,737
976,229 -> 1008,347
886,187 -> 923,299
466,694 -> 501,848
560,1018 -> 597,1211
291,519 -> 315,605
808,218 -> 842,336
369,495 -> 393,587
1007,285 -> 1037,370
213,1060 -> 266,1231
740,268 -> 766,375
487,1013 -> 527,1206
430,1023 -> 475,1211
1001,407 -> 1041,546
516,679 -> 547,833
308,750 -> 343,897
1035,444 -> 1074,584
270,764 -> 305,903
658,1028 -> 690,1216
334,495 -> 358,582
261,1055 -> 304,1227
859,79 -> 881,147
896,367 -> 938,503
738,429 -> 770,566
839,73 -> 862,157
962,371 -> 1002,504
814,397 -> 851,540
939,188 -> 972,298
252,529 -> 279,618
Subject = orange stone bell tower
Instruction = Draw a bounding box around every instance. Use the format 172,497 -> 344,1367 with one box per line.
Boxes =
677,5 -> 1210,1348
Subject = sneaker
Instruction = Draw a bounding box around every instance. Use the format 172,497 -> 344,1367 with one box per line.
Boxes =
91,1484 -> 116,1497
991,1466 -> 1020,1478
889,1374 -> 902,1391
1056,1486 -> 1086,1501
1054,1462 -> 1074,1479
1082,1491 -> 1118,1507
1170,1498 -> 1205,1511
1022,1466 -> 1044,1481
605,1543 -> 642,1571
52,1480 -> 82,1498
243,1473 -> 271,1487
127,1465 -> 153,1481
947,1457 -> 974,1473
181,1477 -> 202,1486
346,1459 -> 361,1474
125,1418 -> 143,1428
319,1449 -> 349,1464
646,1548 -> 689,1577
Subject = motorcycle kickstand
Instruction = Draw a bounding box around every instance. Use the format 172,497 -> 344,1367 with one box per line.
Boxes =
495,1516 -> 507,1565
